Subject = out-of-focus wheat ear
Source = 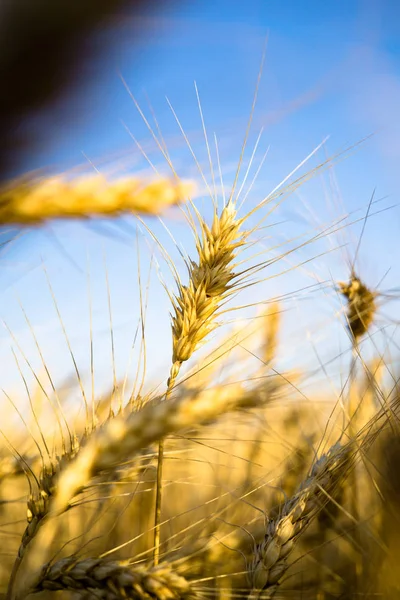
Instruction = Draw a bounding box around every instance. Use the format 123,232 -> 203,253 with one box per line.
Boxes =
0,174 -> 194,225
261,302 -> 280,366
6,440 -> 80,600
248,391 -> 392,599
338,272 -> 376,343
247,441 -> 354,599
26,556 -> 197,600
1,389 -> 49,600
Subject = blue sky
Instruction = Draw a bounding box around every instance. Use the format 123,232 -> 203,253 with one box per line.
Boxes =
0,0 -> 399,408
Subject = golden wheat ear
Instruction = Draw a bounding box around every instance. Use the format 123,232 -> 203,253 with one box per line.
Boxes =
0,174 -> 194,225
168,201 -> 247,388
29,557 -> 197,600
248,440 -> 353,599
338,273 -> 376,342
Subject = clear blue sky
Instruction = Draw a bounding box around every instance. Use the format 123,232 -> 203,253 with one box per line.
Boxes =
1,0 -> 399,406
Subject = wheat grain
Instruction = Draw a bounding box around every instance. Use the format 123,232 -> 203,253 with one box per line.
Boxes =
0,175 -> 194,225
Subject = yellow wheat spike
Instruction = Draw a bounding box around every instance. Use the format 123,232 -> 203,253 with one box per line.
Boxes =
0,174 -> 194,225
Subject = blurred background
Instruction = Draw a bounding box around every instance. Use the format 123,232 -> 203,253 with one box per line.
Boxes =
0,0 -> 399,405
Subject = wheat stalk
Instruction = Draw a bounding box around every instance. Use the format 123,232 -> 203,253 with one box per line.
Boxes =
0,174 -> 194,225
27,556 -> 196,600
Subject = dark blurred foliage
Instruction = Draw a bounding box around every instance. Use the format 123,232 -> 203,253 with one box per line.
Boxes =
0,0 -> 174,280
0,0 -> 170,182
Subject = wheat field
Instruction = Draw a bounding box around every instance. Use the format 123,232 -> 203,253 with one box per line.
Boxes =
0,40 -> 399,600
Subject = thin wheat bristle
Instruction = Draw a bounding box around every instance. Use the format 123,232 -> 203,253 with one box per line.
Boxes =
339,272 -> 376,340
0,174 -> 194,225
29,557 -> 196,600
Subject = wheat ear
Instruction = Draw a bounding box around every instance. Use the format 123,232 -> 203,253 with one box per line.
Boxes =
6,442 -> 80,600
248,441 -> 353,599
338,272 -> 376,341
27,557 -> 196,600
168,201 -> 246,387
0,174 -> 193,224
